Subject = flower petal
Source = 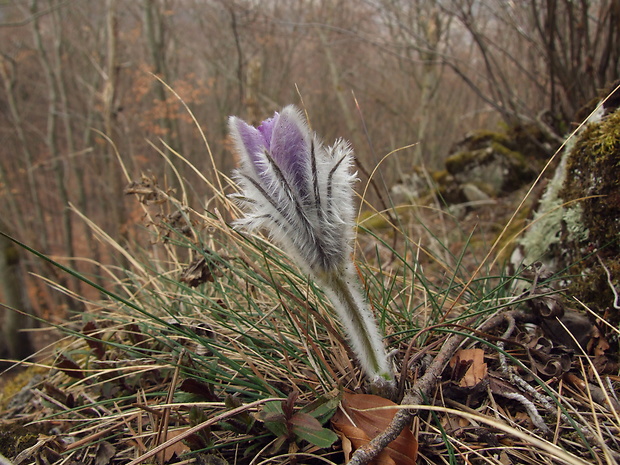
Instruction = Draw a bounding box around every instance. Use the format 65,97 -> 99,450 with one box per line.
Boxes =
229,107 -> 357,274
257,113 -> 278,149
269,106 -> 312,195
229,116 -> 268,176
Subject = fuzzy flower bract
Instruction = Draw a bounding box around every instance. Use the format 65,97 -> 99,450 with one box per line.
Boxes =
229,105 -> 356,275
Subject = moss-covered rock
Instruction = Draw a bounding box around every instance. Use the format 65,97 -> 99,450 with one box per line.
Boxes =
444,130 -> 538,200
574,79 -> 620,125
507,122 -> 560,162
559,111 -> 620,250
392,125 -> 555,206
559,110 -> 620,324
390,166 -> 432,204
516,107 -> 620,342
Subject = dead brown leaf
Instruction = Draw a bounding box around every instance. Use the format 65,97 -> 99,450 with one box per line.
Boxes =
160,429 -> 191,463
541,311 -> 593,351
83,321 -> 106,359
94,441 -> 116,465
450,348 -> 488,388
331,393 -> 418,465
54,355 -> 85,380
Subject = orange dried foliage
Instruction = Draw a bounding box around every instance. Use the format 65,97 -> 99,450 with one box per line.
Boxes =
450,348 -> 488,388
331,392 -> 418,465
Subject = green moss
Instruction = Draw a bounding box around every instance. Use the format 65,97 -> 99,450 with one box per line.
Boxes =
506,123 -> 557,163
490,140 -> 521,160
431,169 -> 449,184
357,206 -> 413,231
357,211 -> 390,231
461,130 -> 511,150
568,259 -> 620,321
559,110 -> 620,251
445,149 -> 486,174
445,129 -> 535,195
0,366 -> 46,411
556,110 -> 620,329
0,424 -> 42,458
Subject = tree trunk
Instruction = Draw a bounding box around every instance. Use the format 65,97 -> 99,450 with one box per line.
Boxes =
0,226 -> 34,365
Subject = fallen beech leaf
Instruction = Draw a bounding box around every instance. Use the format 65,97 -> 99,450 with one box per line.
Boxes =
55,355 -> 85,379
180,255 -> 216,287
588,324 -> 610,357
339,429 -> 353,458
450,348 -> 487,388
541,310 -> 593,350
179,378 -> 218,401
83,321 -> 106,359
331,393 -> 418,465
162,429 -> 190,462
94,441 -> 115,465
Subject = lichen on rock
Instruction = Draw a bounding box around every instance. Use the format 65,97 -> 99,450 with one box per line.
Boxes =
559,110 -> 620,253
515,106 -> 620,337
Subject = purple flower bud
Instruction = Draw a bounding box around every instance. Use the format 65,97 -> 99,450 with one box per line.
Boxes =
228,105 -> 394,388
229,105 -> 356,275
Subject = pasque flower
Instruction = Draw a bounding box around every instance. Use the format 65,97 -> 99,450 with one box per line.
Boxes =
229,105 -> 394,389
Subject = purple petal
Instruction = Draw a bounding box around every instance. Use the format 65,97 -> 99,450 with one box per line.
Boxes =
269,106 -> 311,187
229,116 -> 268,173
257,113 -> 279,149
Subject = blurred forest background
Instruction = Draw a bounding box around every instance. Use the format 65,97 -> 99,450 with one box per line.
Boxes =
0,0 -> 618,347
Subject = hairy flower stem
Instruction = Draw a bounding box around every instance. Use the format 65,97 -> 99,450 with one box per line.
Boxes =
317,266 -> 395,393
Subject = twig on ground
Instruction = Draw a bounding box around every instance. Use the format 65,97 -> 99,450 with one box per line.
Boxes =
346,309 -> 533,465
397,330 -> 445,403
501,391 -> 551,433
598,256 -> 620,310
494,314 -> 551,433
347,313 -> 482,465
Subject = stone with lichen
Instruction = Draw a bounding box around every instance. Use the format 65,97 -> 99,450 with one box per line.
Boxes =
560,110 -> 620,326
515,105 -> 620,340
